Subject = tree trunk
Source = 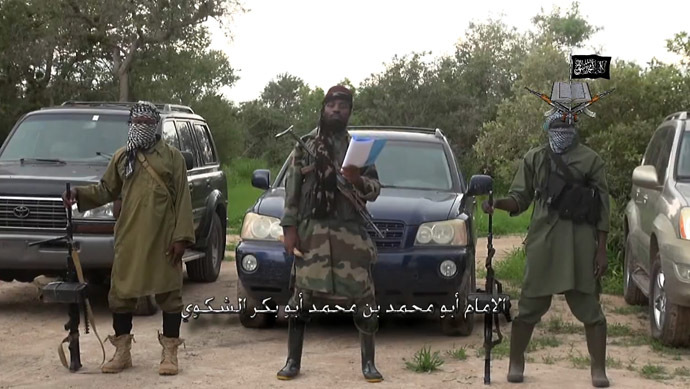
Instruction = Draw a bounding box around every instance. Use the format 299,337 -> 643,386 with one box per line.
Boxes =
118,70 -> 129,102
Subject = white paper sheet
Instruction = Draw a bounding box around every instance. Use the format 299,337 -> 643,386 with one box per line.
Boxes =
342,136 -> 386,168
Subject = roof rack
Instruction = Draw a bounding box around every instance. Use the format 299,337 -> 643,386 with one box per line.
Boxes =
664,111 -> 688,121
59,101 -> 195,114
348,125 -> 446,139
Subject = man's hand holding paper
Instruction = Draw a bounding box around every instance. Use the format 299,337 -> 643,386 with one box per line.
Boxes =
342,135 -> 386,168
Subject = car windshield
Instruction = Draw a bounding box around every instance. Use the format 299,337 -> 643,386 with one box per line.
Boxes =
371,140 -> 453,190
678,131 -> 690,179
0,113 -> 129,162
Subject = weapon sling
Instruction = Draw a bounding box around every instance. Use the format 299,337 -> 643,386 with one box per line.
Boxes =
57,249 -> 106,370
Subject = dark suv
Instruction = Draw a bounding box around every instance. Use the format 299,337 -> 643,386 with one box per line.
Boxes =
235,126 -> 486,336
0,101 -> 228,313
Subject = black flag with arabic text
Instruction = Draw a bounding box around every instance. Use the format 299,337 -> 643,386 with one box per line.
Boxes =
571,54 -> 611,79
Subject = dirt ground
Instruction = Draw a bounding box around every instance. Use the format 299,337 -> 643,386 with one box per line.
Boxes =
1,235 -> 689,388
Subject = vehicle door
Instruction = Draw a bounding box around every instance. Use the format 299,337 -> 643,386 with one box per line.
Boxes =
637,126 -> 674,267
174,120 -> 205,230
190,121 -> 225,203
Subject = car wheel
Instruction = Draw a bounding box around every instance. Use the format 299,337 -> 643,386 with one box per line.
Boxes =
186,212 -> 224,283
649,252 -> 690,347
237,279 -> 276,329
623,235 -> 647,305
441,263 -> 474,336
133,295 -> 158,316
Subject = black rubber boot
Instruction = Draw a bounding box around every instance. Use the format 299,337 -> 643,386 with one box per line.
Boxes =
507,320 -> 536,383
277,317 -> 305,380
585,322 -> 610,388
360,332 -> 383,383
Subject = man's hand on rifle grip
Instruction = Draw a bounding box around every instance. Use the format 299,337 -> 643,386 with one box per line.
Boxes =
62,188 -> 78,209
482,198 -> 519,215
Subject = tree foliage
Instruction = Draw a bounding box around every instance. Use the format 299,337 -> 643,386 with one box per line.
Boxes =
3,1 -> 690,265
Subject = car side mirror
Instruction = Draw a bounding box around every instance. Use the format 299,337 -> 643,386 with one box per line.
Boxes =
459,174 -> 493,211
181,151 -> 194,170
252,169 -> 271,190
466,174 -> 494,197
632,165 -> 661,190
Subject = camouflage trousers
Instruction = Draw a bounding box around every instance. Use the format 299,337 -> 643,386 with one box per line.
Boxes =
286,287 -> 379,335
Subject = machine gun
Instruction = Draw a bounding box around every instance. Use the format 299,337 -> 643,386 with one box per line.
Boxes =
275,125 -> 384,239
29,183 -> 105,371
462,175 -> 512,384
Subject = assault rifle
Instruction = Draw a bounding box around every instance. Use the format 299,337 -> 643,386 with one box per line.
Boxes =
461,175 -> 512,384
275,125 -> 384,239
29,183 -> 105,371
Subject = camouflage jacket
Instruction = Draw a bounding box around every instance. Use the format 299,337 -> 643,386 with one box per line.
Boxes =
281,127 -> 382,298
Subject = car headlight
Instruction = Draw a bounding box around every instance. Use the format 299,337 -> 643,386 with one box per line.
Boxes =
241,212 -> 283,241
415,219 -> 467,246
71,202 -> 114,220
674,263 -> 690,282
680,208 -> 690,240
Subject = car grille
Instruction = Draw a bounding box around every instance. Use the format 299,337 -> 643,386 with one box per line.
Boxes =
367,221 -> 405,250
0,197 -> 67,230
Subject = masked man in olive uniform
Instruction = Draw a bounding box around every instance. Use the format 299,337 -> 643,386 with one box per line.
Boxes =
277,85 -> 383,382
62,101 -> 195,376
482,114 -> 611,387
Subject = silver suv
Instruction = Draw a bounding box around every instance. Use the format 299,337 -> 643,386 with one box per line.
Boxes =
624,111 -> 690,346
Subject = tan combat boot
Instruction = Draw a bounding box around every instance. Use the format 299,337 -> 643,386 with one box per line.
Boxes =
158,331 -> 185,375
101,334 -> 135,373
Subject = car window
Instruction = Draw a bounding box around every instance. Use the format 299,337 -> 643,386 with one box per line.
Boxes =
642,127 -> 665,167
162,120 -> 180,149
375,140 -> 453,190
193,123 -> 217,165
655,127 -> 675,179
677,131 -> 690,179
0,113 -> 128,162
175,121 -> 201,168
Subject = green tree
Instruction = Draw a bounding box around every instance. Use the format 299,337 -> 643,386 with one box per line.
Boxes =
59,0 -> 244,101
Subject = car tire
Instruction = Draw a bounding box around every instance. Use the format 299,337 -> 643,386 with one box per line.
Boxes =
133,295 -> 159,316
237,279 -> 277,329
440,262 -> 474,336
623,235 -> 647,305
649,252 -> 690,347
186,212 -> 224,283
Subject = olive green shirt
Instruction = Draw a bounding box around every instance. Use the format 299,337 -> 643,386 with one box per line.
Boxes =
75,140 -> 195,299
508,141 -> 610,298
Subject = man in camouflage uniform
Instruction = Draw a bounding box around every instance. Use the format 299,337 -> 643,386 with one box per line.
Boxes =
277,85 -> 383,382
482,115 -> 610,387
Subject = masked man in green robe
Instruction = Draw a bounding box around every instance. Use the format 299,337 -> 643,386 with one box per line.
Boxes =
482,114 -> 611,387
277,85 -> 384,383
62,101 -> 195,376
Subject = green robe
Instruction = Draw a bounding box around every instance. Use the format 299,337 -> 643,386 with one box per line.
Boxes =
508,141 -> 610,298
281,128 -> 381,299
75,139 -> 195,299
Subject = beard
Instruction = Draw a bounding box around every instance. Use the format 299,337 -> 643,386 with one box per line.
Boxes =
320,112 -> 348,134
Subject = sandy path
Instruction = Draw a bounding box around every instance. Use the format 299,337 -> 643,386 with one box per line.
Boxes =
1,235 -> 688,388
